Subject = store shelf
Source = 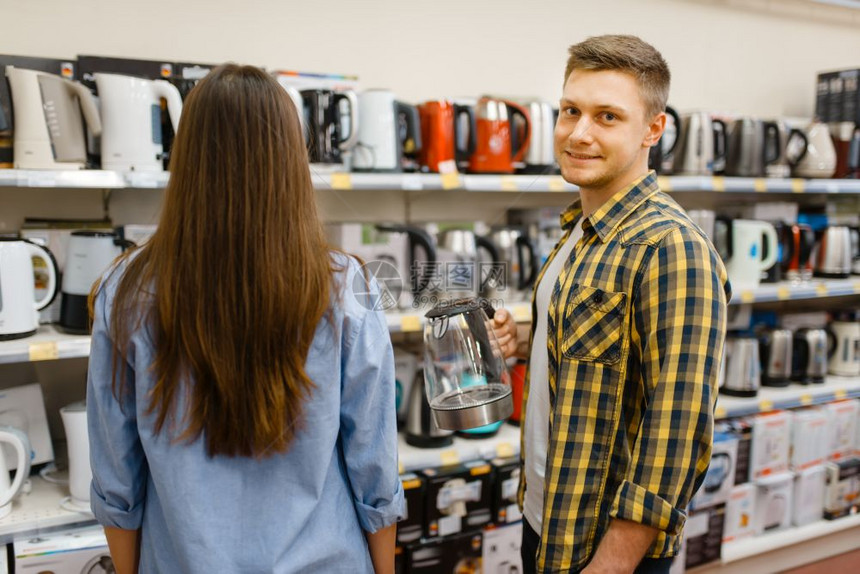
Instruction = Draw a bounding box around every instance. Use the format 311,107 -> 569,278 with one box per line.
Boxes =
730,278 -> 860,305
0,325 -> 90,365
0,475 -> 96,545
715,375 -> 860,419
385,301 -> 531,334
3,169 -> 860,194
690,513 -> 860,573
398,422 -> 520,473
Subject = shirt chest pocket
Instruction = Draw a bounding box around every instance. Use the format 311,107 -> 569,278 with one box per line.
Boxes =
560,284 -> 628,365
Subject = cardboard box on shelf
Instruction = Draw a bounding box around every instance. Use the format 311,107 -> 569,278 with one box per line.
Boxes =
421,461 -> 494,539
482,523 -> 522,573
790,406 -> 830,471
753,472 -> 794,535
684,504 -> 725,569
491,456 -> 522,524
824,458 -> 860,520
749,411 -> 791,480
406,530 -> 482,574
723,483 -> 756,544
716,418 -> 753,486
793,465 -> 827,527
14,524 -> 111,573
825,400 -> 859,462
398,472 -> 426,545
690,432 -> 738,511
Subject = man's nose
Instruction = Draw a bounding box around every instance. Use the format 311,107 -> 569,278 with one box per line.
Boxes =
569,116 -> 595,144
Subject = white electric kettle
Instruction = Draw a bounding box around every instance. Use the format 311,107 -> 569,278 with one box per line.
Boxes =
714,218 -> 778,291
0,426 -> 31,519
60,402 -> 91,512
0,238 -> 59,340
353,89 -> 421,172
5,66 -> 102,170
94,72 -> 182,172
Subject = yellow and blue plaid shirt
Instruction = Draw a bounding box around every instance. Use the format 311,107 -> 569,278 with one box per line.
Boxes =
518,171 -> 730,572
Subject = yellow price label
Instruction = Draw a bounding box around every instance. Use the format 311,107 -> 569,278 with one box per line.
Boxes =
440,450 -> 459,466
548,177 -> 566,192
398,461 -> 405,475
835,389 -> 847,399
330,172 -> 352,190
400,315 -> 422,332
500,176 -> 518,192
740,291 -> 756,303
791,179 -> 805,194
496,442 -> 515,458
759,399 -> 774,412
441,172 -> 461,190
753,179 -> 767,193
28,341 -> 58,362
799,394 -> 813,406
512,305 -> 530,322
853,282 -> 860,294
816,284 -> 829,297
715,406 -> 727,419
776,287 -> 791,301
657,176 -> 672,192
711,177 -> 725,192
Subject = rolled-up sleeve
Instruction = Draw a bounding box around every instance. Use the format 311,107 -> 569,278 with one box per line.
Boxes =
339,283 -> 405,532
87,283 -> 149,530
610,226 -> 728,535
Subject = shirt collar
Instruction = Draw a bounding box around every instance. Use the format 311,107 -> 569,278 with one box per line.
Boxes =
559,170 -> 660,242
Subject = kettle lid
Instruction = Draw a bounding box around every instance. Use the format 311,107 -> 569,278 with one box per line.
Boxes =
425,297 -> 495,320
71,230 -> 116,238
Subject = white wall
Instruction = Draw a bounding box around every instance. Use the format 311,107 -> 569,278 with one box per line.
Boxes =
3,0 -> 860,117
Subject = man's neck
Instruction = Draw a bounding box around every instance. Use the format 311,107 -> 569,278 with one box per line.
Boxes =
578,166 -> 650,218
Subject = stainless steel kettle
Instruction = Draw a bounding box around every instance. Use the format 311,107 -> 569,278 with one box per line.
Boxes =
759,327 -> 793,388
721,336 -> 760,397
405,368 -> 454,448
813,226 -> 852,279
725,118 -> 780,177
488,227 -> 538,298
791,328 -> 828,385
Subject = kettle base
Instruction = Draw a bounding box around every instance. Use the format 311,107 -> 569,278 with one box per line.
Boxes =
405,433 -> 454,449
719,388 -> 757,398
0,329 -> 37,341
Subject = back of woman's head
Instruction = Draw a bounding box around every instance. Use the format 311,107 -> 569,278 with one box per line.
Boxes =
109,64 -> 334,458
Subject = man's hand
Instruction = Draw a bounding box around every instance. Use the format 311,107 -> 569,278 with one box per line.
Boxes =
492,308 -> 519,359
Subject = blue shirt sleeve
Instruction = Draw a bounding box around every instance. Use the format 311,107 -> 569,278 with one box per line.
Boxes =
339,271 -> 405,533
87,281 -> 149,530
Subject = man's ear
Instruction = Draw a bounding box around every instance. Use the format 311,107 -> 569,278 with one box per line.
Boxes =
644,112 -> 667,148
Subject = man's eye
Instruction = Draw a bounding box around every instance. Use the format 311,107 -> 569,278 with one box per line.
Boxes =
564,107 -> 579,116
603,112 -> 616,122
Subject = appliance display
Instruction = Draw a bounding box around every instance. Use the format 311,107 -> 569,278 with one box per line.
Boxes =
353,89 -> 421,172
758,327 -> 793,388
714,218 -> 779,291
0,237 -> 59,340
720,336 -> 760,397
421,461 -> 494,539
60,402 -> 91,512
0,427 -> 30,520
791,328 -> 828,384
827,317 -> 860,377
673,112 -> 727,175
793,466 -> 826,527
14,524 -> 112,573
94,72 -> 183,172
753,472 -> 793,534
469,96 -> 530,174
417,100 -> 475,173
300,88 -> 359,165
813,225 -> 853,279
0,383 -> 55,469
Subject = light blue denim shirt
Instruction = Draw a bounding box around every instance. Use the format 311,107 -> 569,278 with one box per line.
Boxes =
87,253 -> 405,573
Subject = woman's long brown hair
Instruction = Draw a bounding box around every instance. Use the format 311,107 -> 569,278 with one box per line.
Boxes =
103,64 -> 334,458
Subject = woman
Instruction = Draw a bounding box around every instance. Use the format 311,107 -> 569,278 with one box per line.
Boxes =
87,64 -> 403,574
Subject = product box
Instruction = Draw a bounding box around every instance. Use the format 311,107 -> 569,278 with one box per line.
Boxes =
815,71 -> 836,122
0,383 -> 54,469
14,524 -> 111,573
491,456 -> 522,524
723,483 -> 756,543
421,461 -> 494,538
397,472 -> 426,545
716,418 -> 752,486
841,69 -> 859,124
828,73 -> 844,124
790,406 -> 830,471
690,433 -> 738,511
825,400 -> 860,462
824,458 -> 860,520
395,545 -> 406,574
793,465 -> 826,527
753,472 -> 794,534
116,224 -> 158,247
170,60 -> 216,100
406,530 -> 482,574
684,504 -> 725,569
749,411 -> 791,480
482,523 -> 522,573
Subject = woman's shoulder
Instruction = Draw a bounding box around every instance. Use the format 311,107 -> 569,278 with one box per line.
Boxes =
328,250 -> 387,324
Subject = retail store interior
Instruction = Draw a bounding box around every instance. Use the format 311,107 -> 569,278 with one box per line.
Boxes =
1,0 -> 860,572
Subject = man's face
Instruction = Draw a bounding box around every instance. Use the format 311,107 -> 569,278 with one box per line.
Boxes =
554,69 -> 661,193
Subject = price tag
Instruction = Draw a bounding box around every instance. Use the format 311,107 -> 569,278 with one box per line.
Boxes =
759,399 -> 774,412
440,449 -> 459,466
753,179 -> 767,193
800,394 -> 813,406
441,172 -> 461,190
657,176 -> 672,192
400,315 -> 422,332
816,284 -> 829,297
496,442 -> 514,458
715,406 -> 727,419
330,172 -> 352,190
398,461 -> 404,474
548,177 -> 566,192
740,290 -> 755,303
28,341 -> 58,362
776,287 -> 791,301
500,176 -> 518,192
853,282 -> 860,294
512,305 -> 530,322
711,177 -> 725,192
835,389 -> 847,399
791,179 -> 805,194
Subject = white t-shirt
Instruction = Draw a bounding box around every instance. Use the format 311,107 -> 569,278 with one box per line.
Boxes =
523,223 -> 583,531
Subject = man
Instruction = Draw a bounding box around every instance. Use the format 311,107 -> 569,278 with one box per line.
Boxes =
493,35 -> 730,573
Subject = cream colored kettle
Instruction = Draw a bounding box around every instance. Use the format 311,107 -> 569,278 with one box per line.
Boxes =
0,426 -> 31,519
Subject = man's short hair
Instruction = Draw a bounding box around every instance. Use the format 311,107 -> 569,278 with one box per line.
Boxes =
564,35 -> 670,119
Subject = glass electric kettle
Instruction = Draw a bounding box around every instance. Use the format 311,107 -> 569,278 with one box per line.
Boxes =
423,298 -> 512,430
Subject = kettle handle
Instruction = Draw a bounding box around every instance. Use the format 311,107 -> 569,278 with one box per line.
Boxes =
65,80 -> 102,137
663,106 -> 681,155
792,335 -> 809,380
0,427 -> 31,509
762,121 -> 781,167
786,129 -> 808,167
334,91 -> 360,151
504,100 -> 531,164
515,234 -> 538,291
396,101 -> 423,155
715,216 -> 734,262
152,80 -> 183,133
758,223 -> 779,272
712,119 -> 728,174
24,240 -> 59,311
453,103 -> 477,163
113,238 -> 137,251
825,328 -> 837,359
375,224 -> 438,295
475,235 -> 500,296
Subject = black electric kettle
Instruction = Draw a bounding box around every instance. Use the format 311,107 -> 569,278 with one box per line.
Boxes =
300,89 -> 359,164
374,224 -> 437,296
647,105 -> 681,174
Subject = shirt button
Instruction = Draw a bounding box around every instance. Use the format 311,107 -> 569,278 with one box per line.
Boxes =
593,292 -> 603,304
